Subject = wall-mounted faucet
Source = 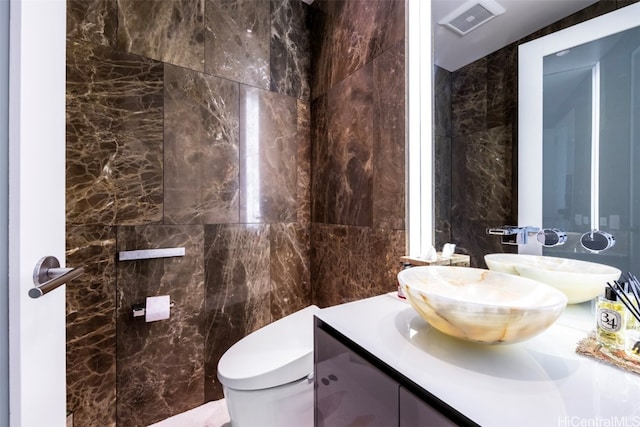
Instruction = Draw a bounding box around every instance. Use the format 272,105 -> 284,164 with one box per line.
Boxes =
486,226 -> 540,245
487,226 -> 618,251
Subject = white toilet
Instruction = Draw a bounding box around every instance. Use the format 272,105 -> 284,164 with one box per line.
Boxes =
217,305 -> 321,427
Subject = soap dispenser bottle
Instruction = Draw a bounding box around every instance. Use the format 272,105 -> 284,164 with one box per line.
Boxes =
596,287 -> 625,349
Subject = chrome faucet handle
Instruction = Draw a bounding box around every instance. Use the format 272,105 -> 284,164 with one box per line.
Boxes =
580,230 -> 615,252
536,228 -> 567,247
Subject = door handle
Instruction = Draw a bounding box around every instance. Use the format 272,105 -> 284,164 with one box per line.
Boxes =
29,256 -> 85,299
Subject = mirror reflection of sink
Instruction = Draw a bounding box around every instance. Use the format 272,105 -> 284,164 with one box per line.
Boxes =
394,307 -> 577,382
485,253 -> 621,304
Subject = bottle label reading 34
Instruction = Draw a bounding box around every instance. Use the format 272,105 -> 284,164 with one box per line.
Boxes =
598,308 -> 622,332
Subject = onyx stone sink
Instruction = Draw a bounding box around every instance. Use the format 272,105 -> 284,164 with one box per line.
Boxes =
397,266 -> 567,345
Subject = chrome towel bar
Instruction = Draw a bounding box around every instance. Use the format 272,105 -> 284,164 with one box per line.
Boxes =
118,247 -> 185,261
29,256 -> 85,299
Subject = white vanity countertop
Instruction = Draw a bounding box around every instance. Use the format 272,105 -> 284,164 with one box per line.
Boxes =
316,293 -> 640,427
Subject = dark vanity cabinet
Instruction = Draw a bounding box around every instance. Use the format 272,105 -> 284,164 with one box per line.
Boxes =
399,386 -> 458,426
314,318 -> 471,427
314,322 -> 398,426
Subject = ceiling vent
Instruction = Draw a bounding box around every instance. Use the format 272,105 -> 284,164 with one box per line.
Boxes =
439,0 -> 506,36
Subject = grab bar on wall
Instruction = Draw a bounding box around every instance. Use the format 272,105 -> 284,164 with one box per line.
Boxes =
29,256 -> 85,299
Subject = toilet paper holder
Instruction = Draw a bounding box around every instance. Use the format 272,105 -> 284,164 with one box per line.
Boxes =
132,300 -> 175,318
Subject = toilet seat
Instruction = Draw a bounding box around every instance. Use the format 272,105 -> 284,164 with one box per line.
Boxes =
217,305 -> 320,391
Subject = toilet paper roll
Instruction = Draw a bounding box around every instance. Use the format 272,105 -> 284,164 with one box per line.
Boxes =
145,295 -> 171,322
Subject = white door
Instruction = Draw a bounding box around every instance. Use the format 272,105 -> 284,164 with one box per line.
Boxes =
8,0 -> 67,426
1,0 -> 9,424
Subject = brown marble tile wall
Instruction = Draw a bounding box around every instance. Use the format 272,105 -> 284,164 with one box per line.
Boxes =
297,100 -> 312,223
444,0 -> 636,267
373,43 -> 405,230
66,32 -> 164,426
310,40 -> 405,230
311,62 -> 374,227
239,86 -> 298,223
311,224 -> 405,307
116,225 -> 205,426
309,0 -> 406,308
66,0 -> 312,425
163,64 -> 240,225
205,0 -> 270,88
310,0 -> 405,99
66,41 -> 164,227
203,223 -> 311,400
67,0 -> 118,47
118,0 -> 205,72
65,225 -> 117,427
270,223 -> 312,318
271,0 -> 311,101
310,224 -> 349,306
203,224 -> 271,400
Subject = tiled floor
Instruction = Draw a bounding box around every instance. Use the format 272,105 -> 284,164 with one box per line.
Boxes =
149,399 -> 231,427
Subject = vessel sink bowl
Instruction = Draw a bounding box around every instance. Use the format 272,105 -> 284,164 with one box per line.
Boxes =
397,266 -> 567,345
484,253 -> 621,304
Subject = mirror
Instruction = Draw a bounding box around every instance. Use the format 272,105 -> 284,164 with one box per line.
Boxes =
519,2 -> 640,272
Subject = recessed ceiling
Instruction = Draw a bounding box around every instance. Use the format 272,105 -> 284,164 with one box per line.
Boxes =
433,0 -> 599,71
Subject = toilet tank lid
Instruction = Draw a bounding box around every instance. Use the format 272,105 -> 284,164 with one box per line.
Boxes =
217,305 -> 321,391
